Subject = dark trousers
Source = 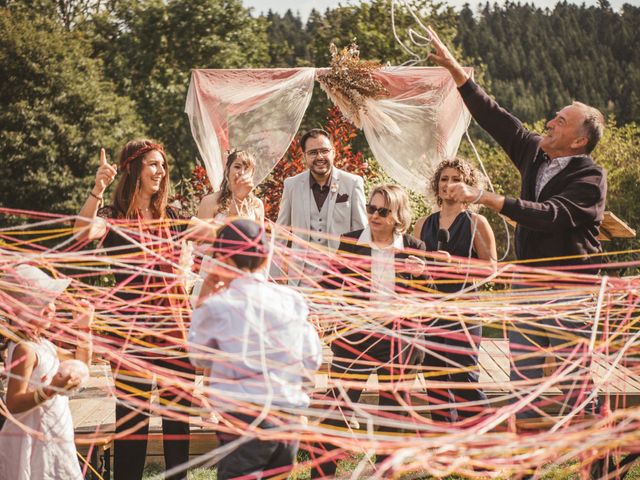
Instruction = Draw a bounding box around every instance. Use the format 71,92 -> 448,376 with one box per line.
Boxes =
422,320 -> 486,423
310,326 -> 423,478
112,356 -> 194,480
216,413 -> 299,480
509,315 -> 596,419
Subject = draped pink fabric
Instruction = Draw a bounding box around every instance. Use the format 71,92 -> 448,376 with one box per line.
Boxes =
185,67 -> 471,193
319,66 -> 473,192
185,68 -> 315,190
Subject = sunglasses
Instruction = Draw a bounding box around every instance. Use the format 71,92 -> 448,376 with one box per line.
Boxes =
366,204 -> 391,218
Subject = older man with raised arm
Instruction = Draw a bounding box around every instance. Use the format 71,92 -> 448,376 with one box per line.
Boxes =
274,128 -> 367,286
426,27 -> 606,420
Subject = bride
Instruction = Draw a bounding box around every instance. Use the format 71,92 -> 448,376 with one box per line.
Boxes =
189,150 -> 265,306
196,149 -> 264,223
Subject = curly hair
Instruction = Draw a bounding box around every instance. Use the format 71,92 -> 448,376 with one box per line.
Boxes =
430,157 -> 484,207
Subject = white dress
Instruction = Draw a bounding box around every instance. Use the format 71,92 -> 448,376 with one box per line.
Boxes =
0,340 -> 83,480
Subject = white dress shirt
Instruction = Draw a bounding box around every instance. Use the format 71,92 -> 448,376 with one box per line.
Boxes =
188,273 -> 322,410
357,226 -> 404,301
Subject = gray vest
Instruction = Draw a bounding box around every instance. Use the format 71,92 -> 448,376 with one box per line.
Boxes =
308,187 -> 330,247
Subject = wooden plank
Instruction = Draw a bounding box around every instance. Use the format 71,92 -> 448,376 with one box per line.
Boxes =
599,211 -> 636,240
508,211 -> 635,241
70,341 -> 640,440
592,356 -> 640,394
481,340 -> 511,380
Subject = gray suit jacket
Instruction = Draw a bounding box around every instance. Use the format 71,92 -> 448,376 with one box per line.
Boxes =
275,168 -> 367,251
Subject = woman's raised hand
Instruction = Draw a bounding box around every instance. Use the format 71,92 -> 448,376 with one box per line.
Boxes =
94,148 -> 117,195
73,300 -> 95,329
402,255 -> 427,276
233,171 -> 254,200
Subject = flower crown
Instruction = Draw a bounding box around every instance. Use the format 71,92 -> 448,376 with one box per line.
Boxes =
121,143 -> 164,170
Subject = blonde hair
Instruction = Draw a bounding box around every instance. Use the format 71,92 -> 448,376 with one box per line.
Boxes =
216,150 -> 260,216
368,184 -> 412,234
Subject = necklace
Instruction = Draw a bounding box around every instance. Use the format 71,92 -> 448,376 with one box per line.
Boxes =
231,196 -> 252,218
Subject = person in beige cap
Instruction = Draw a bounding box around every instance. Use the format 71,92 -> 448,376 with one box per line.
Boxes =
0,264 -> 93,480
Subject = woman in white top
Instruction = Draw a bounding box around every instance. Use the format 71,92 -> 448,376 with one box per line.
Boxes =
196,150 -> 264,224
190,150 -> 264,307
311,184 -> 427,478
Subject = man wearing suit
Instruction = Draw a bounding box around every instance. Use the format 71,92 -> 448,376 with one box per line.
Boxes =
274,128 -> 367,285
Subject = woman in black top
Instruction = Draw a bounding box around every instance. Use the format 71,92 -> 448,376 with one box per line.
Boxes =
75,140 -> 192,480
311,184 -> 428,478
413,157 -> 496,424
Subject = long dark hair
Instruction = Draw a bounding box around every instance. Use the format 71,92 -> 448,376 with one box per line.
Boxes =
111,139 -> 170,219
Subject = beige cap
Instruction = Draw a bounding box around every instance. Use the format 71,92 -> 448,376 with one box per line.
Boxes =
2,264 -> 71,305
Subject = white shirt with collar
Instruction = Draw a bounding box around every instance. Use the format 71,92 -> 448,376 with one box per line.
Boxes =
188,272 -> 322,410
357,226 -> 404,301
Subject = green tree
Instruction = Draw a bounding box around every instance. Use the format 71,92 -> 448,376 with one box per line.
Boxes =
0,9 -> 144,216
91,0 -> 270,179
266,9 -> 310,67
455,1 -> 640,124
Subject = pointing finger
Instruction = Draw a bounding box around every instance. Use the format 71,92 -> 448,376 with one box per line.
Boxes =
99,148 -> 107,167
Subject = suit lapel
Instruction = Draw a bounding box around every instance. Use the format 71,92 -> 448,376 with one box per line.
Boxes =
326,168 -> 340,229
301,171 -> 311,232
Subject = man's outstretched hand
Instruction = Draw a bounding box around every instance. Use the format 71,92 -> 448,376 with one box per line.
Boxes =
426,26 -> 470,87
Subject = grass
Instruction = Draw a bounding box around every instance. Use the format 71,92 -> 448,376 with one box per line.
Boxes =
141,455 -> 640,479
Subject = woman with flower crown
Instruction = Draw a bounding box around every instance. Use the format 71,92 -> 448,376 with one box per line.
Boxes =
75,140 -> 193,480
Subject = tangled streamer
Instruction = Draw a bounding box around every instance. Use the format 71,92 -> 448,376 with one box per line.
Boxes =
1,207 -> 639,479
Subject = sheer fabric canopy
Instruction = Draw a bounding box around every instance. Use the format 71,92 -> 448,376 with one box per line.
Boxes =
185,67 -> 471,193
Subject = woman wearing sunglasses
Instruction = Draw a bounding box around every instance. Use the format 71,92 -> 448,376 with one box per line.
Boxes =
413,157 -> 496,425
311,184 -> 428,478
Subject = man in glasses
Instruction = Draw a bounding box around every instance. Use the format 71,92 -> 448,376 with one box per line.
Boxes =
274,128 -> 367,286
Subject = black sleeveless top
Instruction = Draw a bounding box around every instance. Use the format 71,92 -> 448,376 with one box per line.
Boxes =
420,211 -> 477,293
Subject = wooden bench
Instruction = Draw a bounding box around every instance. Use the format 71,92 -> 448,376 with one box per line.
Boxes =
70,340 -> 640,477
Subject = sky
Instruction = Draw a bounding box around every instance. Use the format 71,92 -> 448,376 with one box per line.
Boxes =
245,0 -> 636,20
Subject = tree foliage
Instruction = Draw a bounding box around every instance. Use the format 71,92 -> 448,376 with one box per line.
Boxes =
0,8 -> 143,215
456,2 -> 640,125
90,0 -> 270,179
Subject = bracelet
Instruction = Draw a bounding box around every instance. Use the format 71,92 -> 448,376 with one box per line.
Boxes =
89,190 -> 104,206
471,189 -> 484,204
34,386 -> 52,405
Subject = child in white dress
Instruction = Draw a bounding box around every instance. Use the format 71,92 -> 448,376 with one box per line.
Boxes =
0,265 -> 94,480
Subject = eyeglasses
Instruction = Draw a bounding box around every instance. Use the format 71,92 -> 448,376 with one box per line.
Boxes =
366,204 -> 391,217
305,148 -> 332,158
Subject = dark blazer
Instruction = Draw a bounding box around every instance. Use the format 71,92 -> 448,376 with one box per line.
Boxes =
324,228 -> 429,296
458,79 -> 607,273
327,228 -> 428,368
